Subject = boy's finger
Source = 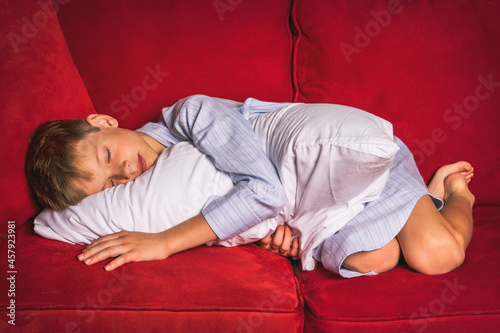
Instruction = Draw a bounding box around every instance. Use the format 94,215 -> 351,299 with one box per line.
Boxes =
104,254 -> 130,271
79,239 -> 116,261
271,225 -> 285,250
80,241 -> 127,264
82,231 -> 127,252
279,226 -> 292,254
291,237 -> 300,259
80,231 -> 134,260
258,234 -> 272,248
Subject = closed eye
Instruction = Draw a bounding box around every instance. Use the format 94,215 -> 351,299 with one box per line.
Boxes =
106,148 -> 114,187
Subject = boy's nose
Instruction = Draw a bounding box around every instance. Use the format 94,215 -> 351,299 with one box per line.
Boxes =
117,160 -> 133,180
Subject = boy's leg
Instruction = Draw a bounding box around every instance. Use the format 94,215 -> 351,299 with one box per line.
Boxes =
343,161 -> 474,275
395,164 -> 474,275
342,238 -> 401,274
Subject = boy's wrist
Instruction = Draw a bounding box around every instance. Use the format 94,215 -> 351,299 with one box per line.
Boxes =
158,214 -> 218,258
158,229 -> 174,258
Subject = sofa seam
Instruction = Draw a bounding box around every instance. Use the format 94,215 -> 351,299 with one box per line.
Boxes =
289,0 -> 301,103
53,6 -> 98,113
304,309 -> 500,323
4,307 -> 303,314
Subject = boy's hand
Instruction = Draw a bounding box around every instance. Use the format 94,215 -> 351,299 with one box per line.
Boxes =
77,214 -> 218,271
77,230 -> 169,271
257,224 -> 300,260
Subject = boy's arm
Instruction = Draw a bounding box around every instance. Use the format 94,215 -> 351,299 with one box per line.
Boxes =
78,214 -> 217,271
77,216 -> 300,271
136,95 -> 287,240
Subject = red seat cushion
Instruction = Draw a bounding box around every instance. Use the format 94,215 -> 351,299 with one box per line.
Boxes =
56,0 -> 295,130
1,222 -> 304,331
0,0 -> 96,229
298,206 -> 500,332
292,0 -> 500,204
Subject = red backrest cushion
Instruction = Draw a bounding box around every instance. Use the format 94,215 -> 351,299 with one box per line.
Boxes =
56,0 -> 294,130
0,1 -> 96,230
293,0 -> 500,204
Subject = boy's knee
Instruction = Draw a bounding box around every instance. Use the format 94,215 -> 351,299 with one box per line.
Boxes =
343,239 -> 400,274
406,234 -> 465,275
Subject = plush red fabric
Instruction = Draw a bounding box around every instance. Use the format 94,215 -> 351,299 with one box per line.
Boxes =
299,206 -> 500,332
292,0 -> 500,205
0,0 -> 95,231
55,0 -> 294,130
0,222 -> 303,331
1,1 -> 499,332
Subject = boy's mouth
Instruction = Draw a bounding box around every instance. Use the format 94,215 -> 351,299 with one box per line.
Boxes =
138,154 -> 147,174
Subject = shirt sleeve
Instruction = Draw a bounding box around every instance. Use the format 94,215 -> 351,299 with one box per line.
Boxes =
135,95 -> 287,240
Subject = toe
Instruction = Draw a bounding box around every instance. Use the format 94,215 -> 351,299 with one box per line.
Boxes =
461,161 -> 472,172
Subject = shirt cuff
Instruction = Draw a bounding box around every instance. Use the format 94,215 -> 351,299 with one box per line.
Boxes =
201,192 -> 272,241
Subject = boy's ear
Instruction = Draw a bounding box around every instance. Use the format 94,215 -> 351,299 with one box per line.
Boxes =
86,114 -> 119,128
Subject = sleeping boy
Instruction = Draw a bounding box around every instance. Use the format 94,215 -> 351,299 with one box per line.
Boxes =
26,95 -> 475,278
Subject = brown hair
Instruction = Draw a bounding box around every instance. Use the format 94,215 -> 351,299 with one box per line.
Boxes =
25,119 -> 100,210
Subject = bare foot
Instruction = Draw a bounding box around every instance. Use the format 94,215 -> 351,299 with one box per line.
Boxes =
428,161 -> 474,200
443,173 -> 475,210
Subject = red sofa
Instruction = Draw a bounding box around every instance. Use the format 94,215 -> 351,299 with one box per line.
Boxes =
1,0 -> 499,331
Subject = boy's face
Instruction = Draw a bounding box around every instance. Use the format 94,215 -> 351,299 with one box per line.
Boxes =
76,114 -> 162,196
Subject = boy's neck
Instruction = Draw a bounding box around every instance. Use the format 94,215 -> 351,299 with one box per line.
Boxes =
138,132 -> 167,155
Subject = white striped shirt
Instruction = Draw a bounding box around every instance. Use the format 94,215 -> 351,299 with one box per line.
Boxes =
136,95 -> 290,240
